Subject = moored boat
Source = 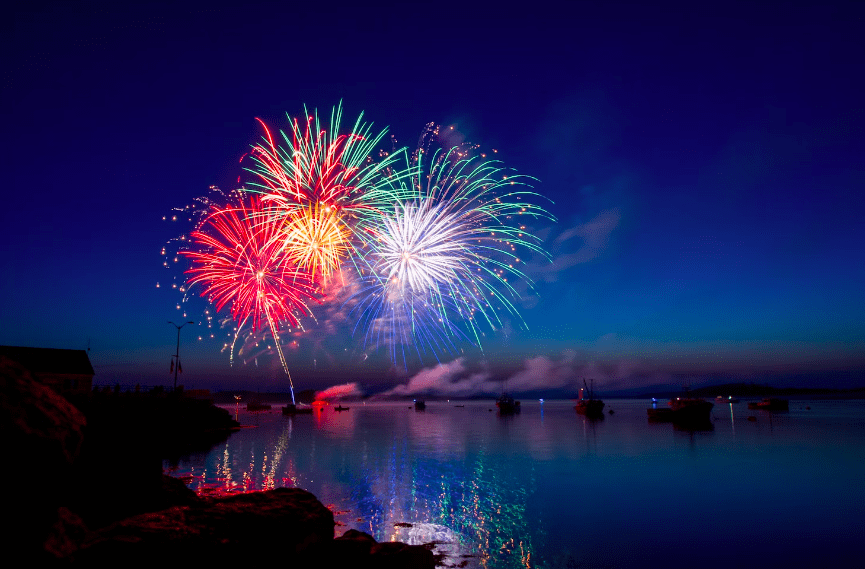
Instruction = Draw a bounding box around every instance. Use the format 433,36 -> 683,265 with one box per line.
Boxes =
575,379 -> 605,417
576,399 -> 605,417
495,393 -> 520,414
648,395 -> 713,424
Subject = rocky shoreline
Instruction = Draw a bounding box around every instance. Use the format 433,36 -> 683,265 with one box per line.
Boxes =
1,356 -> 437,566
56,486 -> 437,566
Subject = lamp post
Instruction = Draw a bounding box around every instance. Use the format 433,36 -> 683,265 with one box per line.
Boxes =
169,320 -> 194,391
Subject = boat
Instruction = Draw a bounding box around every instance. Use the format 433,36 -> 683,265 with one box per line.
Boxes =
282,403 -> 313,415
648,395 -> 713,424
575,379 -> 605,417
414,400 -> 426,410
747,397 -> 789,411
715,395 -> 740,403
334,405 -> 350,411
495,393 -> 520,414
246,400 -> 271,411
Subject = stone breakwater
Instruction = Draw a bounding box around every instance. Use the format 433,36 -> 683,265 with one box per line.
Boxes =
0,356 -> 436,567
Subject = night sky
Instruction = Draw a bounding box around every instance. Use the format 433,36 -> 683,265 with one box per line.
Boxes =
2,1 -> 863,394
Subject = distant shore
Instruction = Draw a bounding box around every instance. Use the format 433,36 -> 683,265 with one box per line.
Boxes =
202,383 -> 865,405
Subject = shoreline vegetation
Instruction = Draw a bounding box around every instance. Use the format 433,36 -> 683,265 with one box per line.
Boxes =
1,356 -> 437,566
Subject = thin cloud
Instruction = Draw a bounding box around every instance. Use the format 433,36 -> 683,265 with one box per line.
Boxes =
375,358 -> 497,398
315,382 -> 363,400
374,348 -> 679,398
541,208 -> 620,281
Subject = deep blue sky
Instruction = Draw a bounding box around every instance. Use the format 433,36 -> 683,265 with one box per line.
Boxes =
2,0 -> 863,393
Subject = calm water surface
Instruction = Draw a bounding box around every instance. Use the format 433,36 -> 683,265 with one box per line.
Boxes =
165,399 -> 865,568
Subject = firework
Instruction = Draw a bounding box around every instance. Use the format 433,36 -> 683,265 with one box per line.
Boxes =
182,193 -> 319,403
166,108 -> 554,375
349,143 -> 554,365
279,201 -> 350,280
245,103 -> 414,278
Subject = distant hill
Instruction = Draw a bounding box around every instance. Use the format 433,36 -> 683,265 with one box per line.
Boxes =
646,383 -> 865,399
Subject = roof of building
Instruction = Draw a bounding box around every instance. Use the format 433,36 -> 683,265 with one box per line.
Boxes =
0,346 -> 95,376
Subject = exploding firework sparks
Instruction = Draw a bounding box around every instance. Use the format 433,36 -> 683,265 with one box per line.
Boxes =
244,103 -> 416,281
164,108 -> 554,376
279,201 -> 350,279
247,103 -> 410,217
182,193 -> 320,403
349,143 -> 554,366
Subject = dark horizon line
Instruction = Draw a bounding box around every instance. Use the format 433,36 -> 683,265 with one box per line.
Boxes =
90,382 -> 865,402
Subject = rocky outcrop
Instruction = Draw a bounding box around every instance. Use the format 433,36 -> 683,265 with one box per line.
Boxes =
74,488 -> 335,563
368,540 -> 439,568
0,356 -> 87,464
73,490 -> 436,567
333,529 -> 439,568
0,356 -> 87,560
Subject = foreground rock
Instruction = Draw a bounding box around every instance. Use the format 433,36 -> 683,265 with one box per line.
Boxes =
0,356 -> 87,560
334,529 -> 439,569
73,489 -> 436,567
74,488 -> 333,563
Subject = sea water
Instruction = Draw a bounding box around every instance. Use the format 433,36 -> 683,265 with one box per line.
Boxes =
164,399 -> 865,568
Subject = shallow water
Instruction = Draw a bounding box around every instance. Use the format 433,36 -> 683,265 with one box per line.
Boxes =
165,399 -> 865,568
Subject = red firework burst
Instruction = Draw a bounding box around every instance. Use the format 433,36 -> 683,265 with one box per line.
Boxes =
182,193 -> 319,333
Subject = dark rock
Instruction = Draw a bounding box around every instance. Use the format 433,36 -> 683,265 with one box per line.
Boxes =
0,356 -> 87,558
157,474 -> 202,508
0,357 -> 86,464
333,528 -> 437,569
369,540 -> 438,569
200,488 -> 334,551
43,507 -> 91,559
333,529 -> 378,562
75,488 -> 335,563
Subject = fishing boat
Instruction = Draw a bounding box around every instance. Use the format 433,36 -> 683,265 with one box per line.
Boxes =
648,395 -> 713,424
495,393 -> 521,414
575,379 -> 605,417
335,405 -> 350,411
747,397 -> 789,411
414,400 -> 426,410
